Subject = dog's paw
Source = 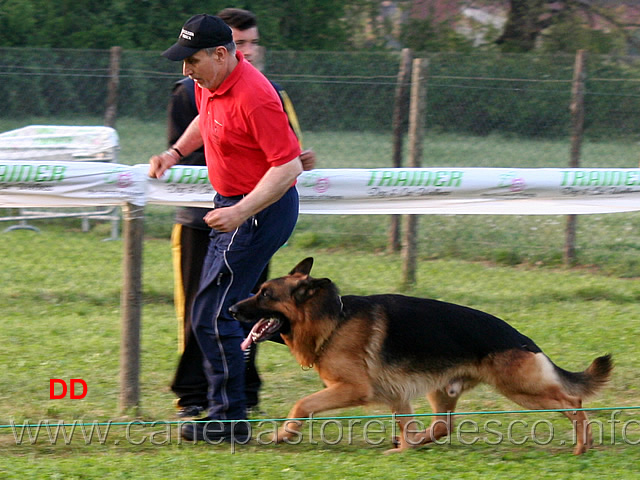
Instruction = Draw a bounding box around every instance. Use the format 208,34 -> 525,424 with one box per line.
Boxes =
573,444 -> 589,455
383,447 -> 404,455
383,435 -> 410,454
272,425 -> 297,444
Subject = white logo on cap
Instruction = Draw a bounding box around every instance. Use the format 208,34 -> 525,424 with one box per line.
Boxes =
180,28 -> 195,41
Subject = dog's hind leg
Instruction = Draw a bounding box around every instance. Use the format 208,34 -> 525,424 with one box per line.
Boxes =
488,351 -> 593,454
420,388 -> 460,445
385,388 -> 461,454
499,387 -> 591,454
562,401 -> 593,455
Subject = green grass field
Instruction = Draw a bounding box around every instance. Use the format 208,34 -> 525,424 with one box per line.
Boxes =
0,223 -> 639,479
1,117 -> 639,478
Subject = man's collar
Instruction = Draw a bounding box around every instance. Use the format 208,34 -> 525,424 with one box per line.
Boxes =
211,50 -> 246,96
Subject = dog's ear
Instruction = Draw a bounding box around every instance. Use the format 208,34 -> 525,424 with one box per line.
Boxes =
292,277 -> 331,304
290,257 -> 314,276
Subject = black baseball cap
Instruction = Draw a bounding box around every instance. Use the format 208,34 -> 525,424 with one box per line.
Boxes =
162,14 -> 233,61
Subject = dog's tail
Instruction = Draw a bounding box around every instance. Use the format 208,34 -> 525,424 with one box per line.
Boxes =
555,354 -> 613,399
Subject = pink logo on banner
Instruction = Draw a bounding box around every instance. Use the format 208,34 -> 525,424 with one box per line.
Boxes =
314,177 -> 330,193
510,177 -> 526,193
117,171 -> 134,189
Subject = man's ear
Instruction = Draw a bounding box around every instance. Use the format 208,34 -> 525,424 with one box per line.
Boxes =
292,277 -> 331,304
215,45 -> 229,61
289,257 -> 313,276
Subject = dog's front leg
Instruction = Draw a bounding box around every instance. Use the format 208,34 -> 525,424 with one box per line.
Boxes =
274,383 -> 370,444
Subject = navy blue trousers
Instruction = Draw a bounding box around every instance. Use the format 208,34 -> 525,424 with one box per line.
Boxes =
191,187 -> 299,420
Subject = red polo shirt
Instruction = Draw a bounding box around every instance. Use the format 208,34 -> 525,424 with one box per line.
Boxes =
194,51 -> 301,196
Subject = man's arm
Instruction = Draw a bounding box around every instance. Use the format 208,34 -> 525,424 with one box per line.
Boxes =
149,115 -> 204,178
273,83 -> 316,171
203,157 -> 303,232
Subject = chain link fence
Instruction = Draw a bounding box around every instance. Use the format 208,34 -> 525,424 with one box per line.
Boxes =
1,48 -> 639,276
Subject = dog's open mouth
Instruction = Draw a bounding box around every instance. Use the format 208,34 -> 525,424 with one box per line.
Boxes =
240,317 -> 282,351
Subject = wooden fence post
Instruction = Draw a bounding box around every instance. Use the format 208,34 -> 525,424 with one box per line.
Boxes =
389,48 -> 413,253
104,46 -> 122,128
402,58 -> 429,286
119,202 -> 144,413
565,49 -> 587,266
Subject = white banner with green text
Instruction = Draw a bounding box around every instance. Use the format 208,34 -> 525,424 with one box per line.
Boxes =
2,162 -> 640,215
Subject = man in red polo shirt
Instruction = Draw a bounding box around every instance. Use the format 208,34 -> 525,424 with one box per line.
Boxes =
149,14 -> 302,443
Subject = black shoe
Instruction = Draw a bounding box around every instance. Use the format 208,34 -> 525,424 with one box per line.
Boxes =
246,406 -> 267,417
180,418 -> 251,444
175,405 -> 206,419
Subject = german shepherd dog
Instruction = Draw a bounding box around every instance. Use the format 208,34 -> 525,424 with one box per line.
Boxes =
230,258 -> 613,454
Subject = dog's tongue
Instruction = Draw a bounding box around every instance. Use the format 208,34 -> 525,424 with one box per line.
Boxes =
240,319 -> 267,351
240,318 -> 281,351
240,334 -> 254,351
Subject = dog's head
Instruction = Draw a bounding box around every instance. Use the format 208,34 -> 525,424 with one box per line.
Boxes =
230,257 -> 341,350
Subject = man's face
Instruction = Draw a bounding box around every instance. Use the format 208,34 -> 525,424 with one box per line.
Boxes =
231,26 -> 260,64
183,49 -> 225,91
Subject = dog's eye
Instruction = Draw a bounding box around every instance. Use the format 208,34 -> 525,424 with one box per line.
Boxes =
260,290 -> 270,298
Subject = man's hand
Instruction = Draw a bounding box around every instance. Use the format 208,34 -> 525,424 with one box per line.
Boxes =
148,150 -> 180,179
203,206 -> 245,233
205,157 -> 303,233
300,149 -> 316,171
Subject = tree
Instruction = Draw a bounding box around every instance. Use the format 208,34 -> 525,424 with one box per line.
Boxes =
400,17 -> 473,52
495,0 -> 549,52
246,0 -> 357,50
0,0 -> 39,47
0,0 -> 362,50
496,0 -> 640,53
